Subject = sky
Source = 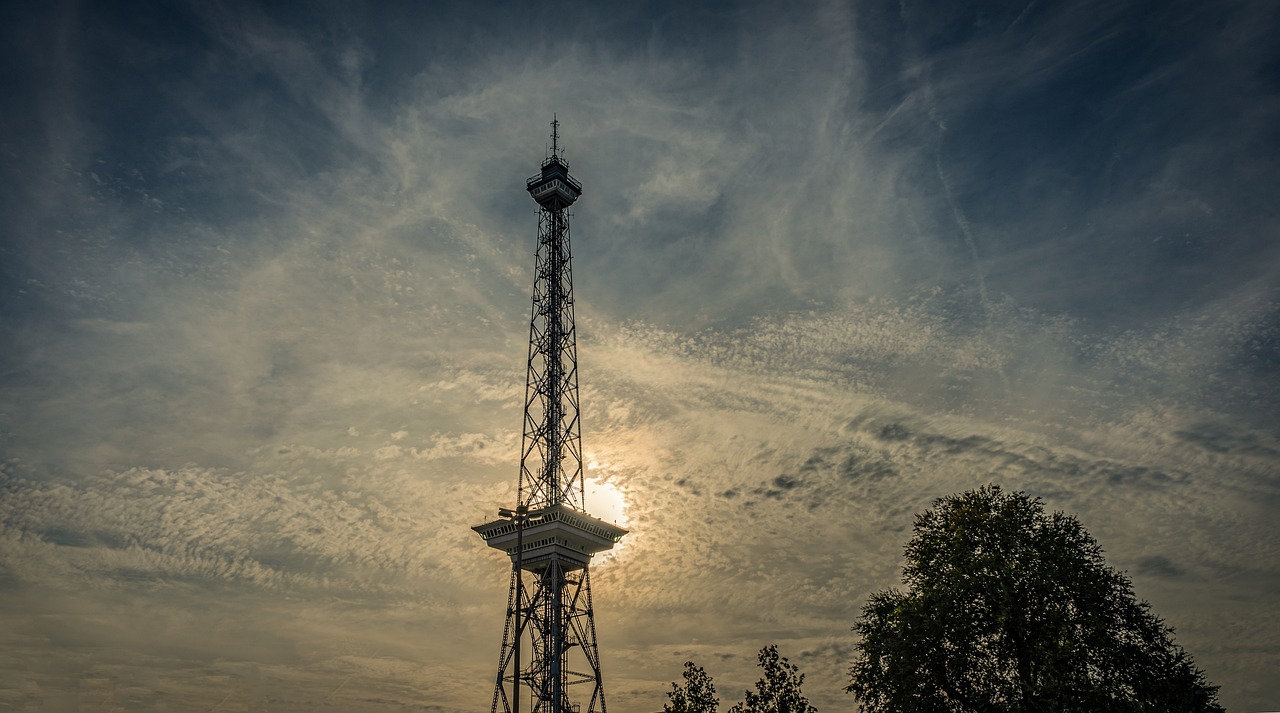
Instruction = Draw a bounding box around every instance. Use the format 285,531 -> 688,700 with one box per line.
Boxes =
1,0 -> 1278,711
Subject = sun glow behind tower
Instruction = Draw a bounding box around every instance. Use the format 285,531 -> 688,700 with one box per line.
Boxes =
473,119 -> 627,713
583,477 -> 629,529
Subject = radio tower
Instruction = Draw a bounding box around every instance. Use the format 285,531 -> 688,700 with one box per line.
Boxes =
473,118 -> 627,713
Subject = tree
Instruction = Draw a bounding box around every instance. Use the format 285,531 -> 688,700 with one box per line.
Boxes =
665,661 -> 720,713
847,485 -> 1223,713
730,645 -> 817,713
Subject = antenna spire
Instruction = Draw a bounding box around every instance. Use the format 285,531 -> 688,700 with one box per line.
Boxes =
550,114 -> 561,159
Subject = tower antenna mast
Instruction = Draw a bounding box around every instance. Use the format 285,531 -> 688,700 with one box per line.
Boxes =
474,119 -> 626,713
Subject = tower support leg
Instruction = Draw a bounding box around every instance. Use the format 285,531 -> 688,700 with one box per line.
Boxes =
488,563 -> 608,713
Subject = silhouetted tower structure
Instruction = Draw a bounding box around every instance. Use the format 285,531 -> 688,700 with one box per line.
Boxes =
473,118 -> 627,713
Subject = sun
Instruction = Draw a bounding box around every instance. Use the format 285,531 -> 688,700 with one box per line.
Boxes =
583,476 -> 629,527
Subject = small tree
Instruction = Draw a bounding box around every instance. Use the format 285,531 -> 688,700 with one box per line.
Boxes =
665,661 -> 719,713
729,645 -> 817,713
847,485 -> 1223,712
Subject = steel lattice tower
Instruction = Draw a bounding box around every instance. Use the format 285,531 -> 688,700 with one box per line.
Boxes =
473,118 -> 627,713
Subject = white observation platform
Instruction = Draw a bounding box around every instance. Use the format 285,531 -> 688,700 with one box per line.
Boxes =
473,504 -> 626,572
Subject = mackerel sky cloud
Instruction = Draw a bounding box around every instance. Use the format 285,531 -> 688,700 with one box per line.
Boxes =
1,1 -> 1278,711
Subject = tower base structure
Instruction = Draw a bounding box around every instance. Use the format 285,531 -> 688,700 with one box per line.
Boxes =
474,507 -> 626,713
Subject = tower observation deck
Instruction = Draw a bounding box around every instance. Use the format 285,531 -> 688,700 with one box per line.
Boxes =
473,118 -> 626,713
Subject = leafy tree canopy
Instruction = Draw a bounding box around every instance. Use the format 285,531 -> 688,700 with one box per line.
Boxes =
847,485 -> 1223,713
664,646 -> 815,713
730,645 -> 817,713
665,661 -> 719,713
